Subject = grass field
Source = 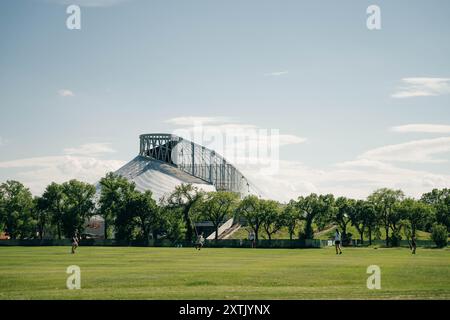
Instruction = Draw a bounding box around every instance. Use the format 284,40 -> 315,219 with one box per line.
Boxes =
0,246 -> 449,299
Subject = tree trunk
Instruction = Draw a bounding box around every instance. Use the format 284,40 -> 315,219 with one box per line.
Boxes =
57,223 -> 61,240
385,225 -> 389,247
184,208 -> 193,242
368,227 -> 372,245
104,219 -> 108,240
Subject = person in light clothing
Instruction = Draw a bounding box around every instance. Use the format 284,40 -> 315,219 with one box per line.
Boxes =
334,229 -> 342,255
249,231 -> 256,248
195,233 -> 205,250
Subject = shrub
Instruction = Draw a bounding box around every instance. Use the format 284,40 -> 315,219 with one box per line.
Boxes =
431,224 -> 448,248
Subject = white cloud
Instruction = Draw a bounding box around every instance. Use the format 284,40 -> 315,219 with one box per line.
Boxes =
58,89 -> 74,97
64,143 -> 116,156
391,124 -> 450,134
264,71 -> 289,76
391,77 -> 450,98
239,157 -> 450,202
167,117 -> 307,171
47,0 -> 131,7
359,137 -> 450,163
0,143 -> 124,195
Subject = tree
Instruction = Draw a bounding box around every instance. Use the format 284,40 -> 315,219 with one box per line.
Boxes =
127,190 -> 160,242
98,172 -> 136,239
395,198 -> 434,238
237,195 -> 263,241
332,197 -> 354,244
0,180 -> 35,239
40,182 -> 64,239
159,205 -> 185,242
350,200 -> 376,245
164,184 -> 204,242
197,191 -> 238,240
296,194 -> 335,240
34,196 -> 52,240
430,223 -> 448,248
421,189 -> 450,232
260,200 -> 283,241
60,180 -> 96,238
283,200 -> 299,240
368,188 -> 404,247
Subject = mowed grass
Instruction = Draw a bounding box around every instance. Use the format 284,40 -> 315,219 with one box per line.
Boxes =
0,246 -> 449,299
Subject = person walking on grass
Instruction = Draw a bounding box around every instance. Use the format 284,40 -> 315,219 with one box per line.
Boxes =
334,229 -> 342,255
71,230 -> 80,254
249,230 -> 256,248
195,233 -> 205,250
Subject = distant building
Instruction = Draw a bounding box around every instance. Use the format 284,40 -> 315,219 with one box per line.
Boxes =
89,133 -> 260,239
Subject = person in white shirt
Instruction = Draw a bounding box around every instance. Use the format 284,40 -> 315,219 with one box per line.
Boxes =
334,229 -> 342,255
195,233 -> 205,250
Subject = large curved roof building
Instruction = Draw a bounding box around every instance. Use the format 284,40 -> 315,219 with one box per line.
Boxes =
115,133 -> 260,202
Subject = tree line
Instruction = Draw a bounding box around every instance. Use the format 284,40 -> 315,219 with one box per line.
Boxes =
0,173 -> 448,247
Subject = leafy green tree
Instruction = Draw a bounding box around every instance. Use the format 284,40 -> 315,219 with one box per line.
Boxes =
421,189 -> 450,232
60,180 -> 96,238
260,200 -> 283,241
159,205 -> 185,242
349,200 -> 375,245
34,196 -> 52,240
197,191 -> 239,240
283,200 -> 300,240
127,190 -> 160,242
40,182 -> 64,239
98,172 -> 136,239
368,188 -> 404,246
0,180 -> 36,239
430,223 -> 448,248
237,195 -> 263,241
332,197 -> 354,243
395,198 -> 434,238
163,184 -> 204,242
296,194 -> 335,240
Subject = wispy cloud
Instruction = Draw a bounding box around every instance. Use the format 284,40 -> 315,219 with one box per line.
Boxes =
46,0 -> 131,7
63,143 -> 116,156
391,124 -> 450,134
58,89 -> 75,97
167,117 -> 306,171
391,77 -> 450,98
0,142 -> 124,194
359,137 -> 450,163
264,71 -> 289,76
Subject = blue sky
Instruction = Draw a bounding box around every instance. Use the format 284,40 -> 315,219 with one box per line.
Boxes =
0,0 -> 449,201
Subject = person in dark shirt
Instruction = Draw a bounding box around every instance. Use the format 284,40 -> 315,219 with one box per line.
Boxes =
71,231 -> 79,254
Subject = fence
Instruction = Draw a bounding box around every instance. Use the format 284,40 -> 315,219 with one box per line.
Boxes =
0,238 -> 322,248
0,239 -> 440,248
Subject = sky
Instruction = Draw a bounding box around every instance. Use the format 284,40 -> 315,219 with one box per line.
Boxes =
0,0 -> 449,201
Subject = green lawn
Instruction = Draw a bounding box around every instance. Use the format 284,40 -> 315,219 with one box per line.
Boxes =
0,246 -> 449,299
